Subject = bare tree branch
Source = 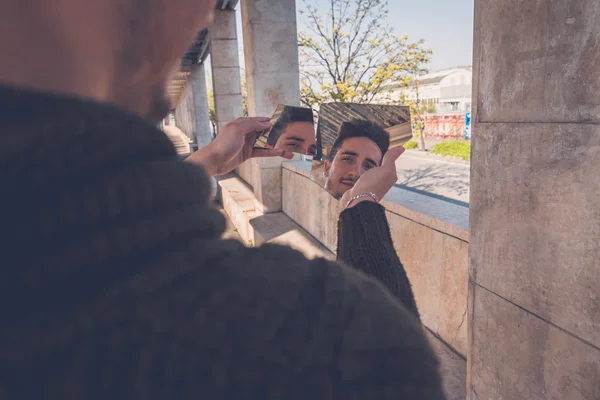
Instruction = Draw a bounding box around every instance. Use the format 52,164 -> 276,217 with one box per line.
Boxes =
298,0 -> 432,106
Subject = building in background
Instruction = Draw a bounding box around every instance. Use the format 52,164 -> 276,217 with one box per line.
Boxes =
395,66 -> 472,115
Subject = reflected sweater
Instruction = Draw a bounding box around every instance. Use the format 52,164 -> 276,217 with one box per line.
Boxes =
0,85 -> 444,399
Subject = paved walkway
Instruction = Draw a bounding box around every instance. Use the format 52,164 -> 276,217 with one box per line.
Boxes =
395,151 -> 471,204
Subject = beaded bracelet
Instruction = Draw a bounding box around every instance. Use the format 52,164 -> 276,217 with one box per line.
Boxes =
344,192 -> 379,210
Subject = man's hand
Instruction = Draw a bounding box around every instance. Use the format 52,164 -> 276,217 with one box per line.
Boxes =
340,146 -> 405,209
187,117 -> 294,176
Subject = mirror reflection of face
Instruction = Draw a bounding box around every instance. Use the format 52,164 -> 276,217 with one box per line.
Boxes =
273,121 -> 316,156
324,136 -> 382,200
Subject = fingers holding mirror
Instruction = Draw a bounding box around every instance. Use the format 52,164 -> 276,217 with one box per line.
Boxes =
311,103 -> 413,200
254,105 -> 317,157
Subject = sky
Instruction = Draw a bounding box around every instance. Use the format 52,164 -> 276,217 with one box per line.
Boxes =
231,0 -> 475,73
380,0 -> 475,71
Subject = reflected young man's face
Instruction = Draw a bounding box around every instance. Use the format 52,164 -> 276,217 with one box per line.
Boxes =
324,136 -> 382,199
273,121 -> 316,156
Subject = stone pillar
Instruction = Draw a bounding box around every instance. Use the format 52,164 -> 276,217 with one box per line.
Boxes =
468,1 -> 600,399
189,63 -> 212,149
240,0 -> 301,213
210,9 -> 244,133
174,85 -> 194,141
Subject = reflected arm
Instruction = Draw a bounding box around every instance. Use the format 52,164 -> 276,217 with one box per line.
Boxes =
337,201 -> 420,319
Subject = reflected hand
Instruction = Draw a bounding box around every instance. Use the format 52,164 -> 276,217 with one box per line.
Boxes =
187,117 -> 294,176
340,146 -> 405,209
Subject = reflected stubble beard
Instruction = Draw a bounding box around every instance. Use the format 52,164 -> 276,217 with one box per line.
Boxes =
324,178 -> 344,200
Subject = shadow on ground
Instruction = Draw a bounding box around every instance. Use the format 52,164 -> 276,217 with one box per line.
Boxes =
396,163 -> 470,203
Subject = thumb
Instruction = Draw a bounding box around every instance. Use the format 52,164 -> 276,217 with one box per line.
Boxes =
381,146 -> 406,167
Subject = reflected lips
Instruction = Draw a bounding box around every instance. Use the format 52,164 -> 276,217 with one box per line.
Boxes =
340,179 -> 355,188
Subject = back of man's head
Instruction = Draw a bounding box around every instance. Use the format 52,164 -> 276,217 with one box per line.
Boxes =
0,0 -> 217,121
328,119 -> 390,163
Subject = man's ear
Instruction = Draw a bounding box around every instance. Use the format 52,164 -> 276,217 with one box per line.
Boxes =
324,160 -> 331,177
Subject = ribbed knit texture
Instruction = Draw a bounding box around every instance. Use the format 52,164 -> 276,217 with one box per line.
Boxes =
0,85 -> 445,400
337,201 -> 420,318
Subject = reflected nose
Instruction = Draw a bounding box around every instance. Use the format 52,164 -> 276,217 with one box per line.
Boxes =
347,164 -> 361,179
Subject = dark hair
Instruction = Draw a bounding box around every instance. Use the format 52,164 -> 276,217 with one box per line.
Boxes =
267,106 -> 314,146
328,119 -> 390,163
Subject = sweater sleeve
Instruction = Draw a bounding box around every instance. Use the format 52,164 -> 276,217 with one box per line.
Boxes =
337,200 -> 419,318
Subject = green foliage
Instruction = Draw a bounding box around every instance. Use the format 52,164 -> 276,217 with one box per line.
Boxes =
298,0 -> 432,107
404,140 -> 418,150
206,74 -> 216,124
425,102 -> 437,114
430,141 -> 471,160
241,70 -> 249,117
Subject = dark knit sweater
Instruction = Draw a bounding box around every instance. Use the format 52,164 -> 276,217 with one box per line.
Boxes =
338,202 -> 420,318
0,85 -> 444,399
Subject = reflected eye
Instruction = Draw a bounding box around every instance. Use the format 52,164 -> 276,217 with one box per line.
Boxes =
364,163 -> 376,170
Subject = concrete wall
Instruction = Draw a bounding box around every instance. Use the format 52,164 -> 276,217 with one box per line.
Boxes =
210,9 -> 244,133
173,63 -> 212,149
174,82 -> 195,141
189,63 -> 212,148
282,161 -> 469,399
282,161 -> 470,353
468,0 -> 600,398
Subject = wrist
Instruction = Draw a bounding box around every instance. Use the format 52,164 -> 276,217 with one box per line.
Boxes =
343,192 -> 379,210
346,196 -> 377,209
187,146 -> 219,176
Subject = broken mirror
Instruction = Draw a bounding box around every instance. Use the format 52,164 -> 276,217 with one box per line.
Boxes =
254,105 -> 316,157
311,103 -> 412,199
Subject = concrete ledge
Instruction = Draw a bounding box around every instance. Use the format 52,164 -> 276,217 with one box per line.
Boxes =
216,174 -> 258,244
281,160 -> 469,369
283,159 -> 312,177
250,213 -> 335,259
384,188 -> 469,242
218,173 -> 335,260
282,160 -> 469,242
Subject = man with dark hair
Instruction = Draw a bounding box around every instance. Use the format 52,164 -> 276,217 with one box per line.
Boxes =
266,106 -> 316,155
325,119 -> 391,199
0,0 -> 445,398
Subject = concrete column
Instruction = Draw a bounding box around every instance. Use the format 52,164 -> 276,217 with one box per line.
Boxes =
468,1 -> 600,399
240,0 -> 301,213
189,63 -> 212,149
210,9 -> 244,133
174,85 -> 194,141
